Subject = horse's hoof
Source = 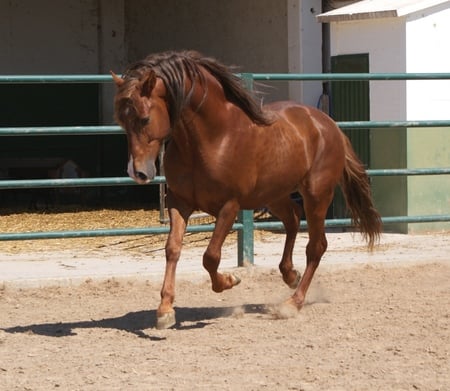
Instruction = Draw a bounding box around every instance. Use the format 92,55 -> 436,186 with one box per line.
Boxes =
272,298 -> 300,320
212,273 -> 241,292
230,273 -> 241,287
156,311 -> 176,330
288,269 -> 301,289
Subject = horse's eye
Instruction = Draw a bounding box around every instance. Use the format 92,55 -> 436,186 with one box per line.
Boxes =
140,117 -> 150,127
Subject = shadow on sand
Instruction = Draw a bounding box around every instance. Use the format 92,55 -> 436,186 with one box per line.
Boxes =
2,303 -> 269,340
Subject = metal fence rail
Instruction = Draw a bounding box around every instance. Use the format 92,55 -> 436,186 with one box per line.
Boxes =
2,120 -> 450,137
1,73 -> 449,266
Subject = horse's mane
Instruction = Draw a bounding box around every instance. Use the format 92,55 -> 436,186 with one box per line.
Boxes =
122,50 -> 273,127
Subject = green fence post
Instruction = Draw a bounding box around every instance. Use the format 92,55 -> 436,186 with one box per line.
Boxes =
237,210 -> 254,266
236,73 -> 256,266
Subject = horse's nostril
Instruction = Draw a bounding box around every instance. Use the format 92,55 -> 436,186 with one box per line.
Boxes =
135,171 -> 148,181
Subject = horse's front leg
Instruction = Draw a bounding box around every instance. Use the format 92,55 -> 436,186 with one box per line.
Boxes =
203,201 -> 241,292
157,190 -> 193,329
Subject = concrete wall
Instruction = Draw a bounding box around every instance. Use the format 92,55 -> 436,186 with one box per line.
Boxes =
287,0 -> 323,106
0,0 -> 100,74
0,1 -> 324,114
407,127 -> 450,232
124,0 -> 290,102
0,0 -> 123,124
116,0 -> 322,106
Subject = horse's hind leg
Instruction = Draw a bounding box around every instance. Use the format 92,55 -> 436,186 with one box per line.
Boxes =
157,190 -> 193,329
203,200 -> 241,292
267,196 -> 303,289
284,186 -> 334,311
295,192 -> 332,306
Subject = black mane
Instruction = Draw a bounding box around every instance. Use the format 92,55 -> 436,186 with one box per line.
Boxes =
122,50 -> 273,127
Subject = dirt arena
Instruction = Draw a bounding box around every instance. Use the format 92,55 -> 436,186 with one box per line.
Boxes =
0,209 -> 449,390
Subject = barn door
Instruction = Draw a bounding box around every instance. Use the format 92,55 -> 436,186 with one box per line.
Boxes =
330,53 -> 370,218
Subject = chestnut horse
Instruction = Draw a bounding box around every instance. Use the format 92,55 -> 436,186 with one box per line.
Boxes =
112,51 -> 381,329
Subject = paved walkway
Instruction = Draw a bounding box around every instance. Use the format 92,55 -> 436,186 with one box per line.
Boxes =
1,232 -> 449,287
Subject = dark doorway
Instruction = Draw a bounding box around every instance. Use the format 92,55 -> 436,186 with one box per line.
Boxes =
330,53 -> 370,218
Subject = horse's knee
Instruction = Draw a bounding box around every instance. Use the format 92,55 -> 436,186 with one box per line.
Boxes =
202,247 -> 221,272
165,242 -> 182,263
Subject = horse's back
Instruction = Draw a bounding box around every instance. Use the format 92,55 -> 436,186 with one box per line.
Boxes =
265,101 -> 341,135
264,101 -> 345,156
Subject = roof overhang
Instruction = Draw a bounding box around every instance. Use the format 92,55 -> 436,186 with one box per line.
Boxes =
317,0 -> 450,22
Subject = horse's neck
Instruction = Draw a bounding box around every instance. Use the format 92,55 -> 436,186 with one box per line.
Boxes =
174,80 -> 222,140
171,72 -> 257,156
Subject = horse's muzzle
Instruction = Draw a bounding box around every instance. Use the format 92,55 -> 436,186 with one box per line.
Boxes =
127,156 -> 156,184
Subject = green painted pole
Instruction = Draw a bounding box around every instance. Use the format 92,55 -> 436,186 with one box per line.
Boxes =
0,222 -> 245,242
0,75 -> 114,83
237,210 -> 254,266
0,125 -> 123,136
249,72 -> 450,81
236,73 -> 257,266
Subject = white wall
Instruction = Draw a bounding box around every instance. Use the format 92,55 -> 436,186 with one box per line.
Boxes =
405,7 -> 450,233
329,17 -> 407,121
406,7 -> 450,120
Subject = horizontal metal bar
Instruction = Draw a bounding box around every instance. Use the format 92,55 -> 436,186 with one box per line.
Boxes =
1,73 -> 450,85
381,215 -> 450,224
338,120 -> 450,128
0,222 -> 244,241
0,75 -> 114,84
0,126 -> 123,136
0,177 -> 165,189
367,168 -> 450,176
0,227 -> 173,241
0,215 -> 447,242
1,121 -> 449,137
1,168 -> 448,190
253,214 -> 450,230
249,73 -> 450,81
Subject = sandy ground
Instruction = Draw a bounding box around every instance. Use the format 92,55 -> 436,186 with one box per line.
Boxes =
0,209 -> 449,390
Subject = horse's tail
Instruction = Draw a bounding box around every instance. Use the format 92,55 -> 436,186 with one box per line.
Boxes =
340,137 -> 382,250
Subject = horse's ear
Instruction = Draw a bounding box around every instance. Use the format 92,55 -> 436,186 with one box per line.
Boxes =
139,70 -> 156,97
110,71 -> 124,87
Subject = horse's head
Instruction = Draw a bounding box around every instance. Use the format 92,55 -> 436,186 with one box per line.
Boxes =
112,70 -> 170,184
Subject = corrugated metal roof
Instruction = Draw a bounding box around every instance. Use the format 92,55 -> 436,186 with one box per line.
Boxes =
317,0 -> 450,22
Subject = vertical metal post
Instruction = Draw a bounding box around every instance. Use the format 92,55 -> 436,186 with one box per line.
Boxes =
237,209 -> 254,266
158,143 -> 167,223
237,73 -> 255,266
